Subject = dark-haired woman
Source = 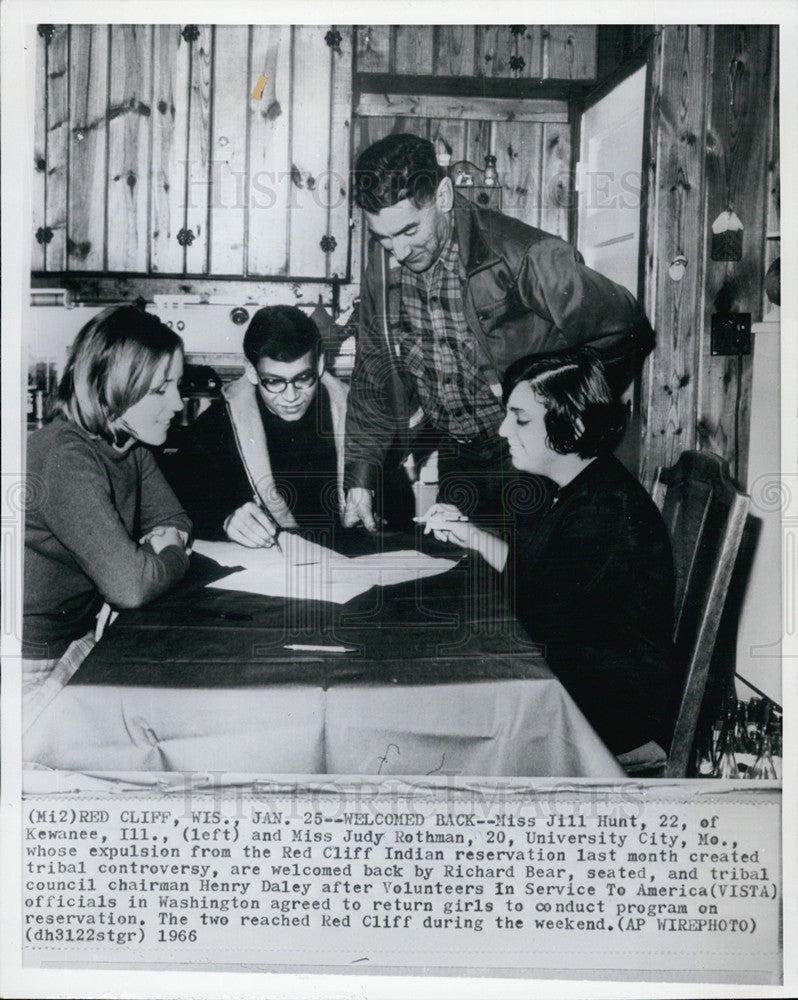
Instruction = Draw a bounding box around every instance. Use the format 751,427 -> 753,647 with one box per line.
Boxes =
424,348 -> 681,759
23,306 -> 192,722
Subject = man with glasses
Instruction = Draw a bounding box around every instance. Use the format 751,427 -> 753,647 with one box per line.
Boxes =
165,305 -> 348,546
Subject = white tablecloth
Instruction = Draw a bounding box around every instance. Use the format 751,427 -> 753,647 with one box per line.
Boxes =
23,675 -> 624,778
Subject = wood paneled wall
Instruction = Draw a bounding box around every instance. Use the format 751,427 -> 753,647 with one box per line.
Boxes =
356,25 -> 597,80
355,106 -> 572,237
640,25 -> 777,487
33,24 -> 352,281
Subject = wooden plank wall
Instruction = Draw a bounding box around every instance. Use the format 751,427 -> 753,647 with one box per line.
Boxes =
150,26 -> 191,274
639,25 -> 777,488
209,25 -> 250,276
184,24 -> 213,274
355,25 -> 596,80
32,31 -> 48,272
639,26 -> 710,484
33,24 -> 348,281
326,27 -> 354,280
699,26 -> 773,487
354,108 -> 572,238
67,25 -> 109,272
107,24 -> 153,273
247,25 -> 292,276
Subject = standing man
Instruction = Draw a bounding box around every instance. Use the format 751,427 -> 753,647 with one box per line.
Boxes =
343,133 -> 655,531
165,305 -> 347,545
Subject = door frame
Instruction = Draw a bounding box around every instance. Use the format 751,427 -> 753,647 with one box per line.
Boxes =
571,44 -> 654,309
570,42 -> 657,477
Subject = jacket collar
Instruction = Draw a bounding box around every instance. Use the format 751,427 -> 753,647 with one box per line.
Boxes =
452,193 -> 503,275
222,370 -> 348,524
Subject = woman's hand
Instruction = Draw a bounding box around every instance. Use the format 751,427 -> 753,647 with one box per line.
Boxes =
421,503 -> 475,547
141,525 -> 188,554
421,503 -> 509,572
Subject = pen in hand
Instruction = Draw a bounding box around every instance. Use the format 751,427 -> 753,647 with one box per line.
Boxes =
252,493 -> 283,553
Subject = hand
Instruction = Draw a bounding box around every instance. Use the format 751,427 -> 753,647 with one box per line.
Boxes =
343,487 -> 377,532
421,503 -> 473,547
145,525 -> 186,554
140,525 -> 189,548
223,501 -> 279,548
422,503 -> 509,572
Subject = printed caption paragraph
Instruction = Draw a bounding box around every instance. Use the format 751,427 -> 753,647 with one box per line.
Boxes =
22,785 -> 780,978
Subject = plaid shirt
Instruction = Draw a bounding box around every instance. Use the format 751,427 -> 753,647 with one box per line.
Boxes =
396,226 -> 505,444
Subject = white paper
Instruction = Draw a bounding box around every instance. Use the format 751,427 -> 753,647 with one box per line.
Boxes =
193,535 -> 458,604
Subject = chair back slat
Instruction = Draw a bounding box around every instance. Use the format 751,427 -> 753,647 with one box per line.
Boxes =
651,452 -> 749,778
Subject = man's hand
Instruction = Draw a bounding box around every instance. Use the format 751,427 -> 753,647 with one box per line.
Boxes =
343,487 -> 377,532
224,501 -> 279,548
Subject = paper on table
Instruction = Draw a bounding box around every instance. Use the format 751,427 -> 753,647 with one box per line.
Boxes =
192,536 -> 458,604
342,550 -> 460,592
193,533 -> 339,573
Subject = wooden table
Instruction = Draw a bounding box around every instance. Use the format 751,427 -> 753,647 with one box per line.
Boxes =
23,530 -> 624,779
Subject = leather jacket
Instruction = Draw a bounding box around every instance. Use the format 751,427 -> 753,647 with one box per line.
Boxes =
344,196 -> 655,492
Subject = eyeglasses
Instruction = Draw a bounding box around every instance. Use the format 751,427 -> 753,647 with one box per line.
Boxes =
257,370 -> 318,394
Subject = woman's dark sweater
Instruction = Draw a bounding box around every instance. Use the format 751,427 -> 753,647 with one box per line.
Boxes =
505,455 -> 682,754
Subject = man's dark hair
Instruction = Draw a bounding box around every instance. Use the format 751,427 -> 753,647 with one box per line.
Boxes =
353,133 -> 447,213
243,306 -> 321,366
502,348 -> 628,459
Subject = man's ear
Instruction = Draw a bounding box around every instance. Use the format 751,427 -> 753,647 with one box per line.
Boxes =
436,176 -> 454,213
316,352 -> 326,378
244,361 -> 259,386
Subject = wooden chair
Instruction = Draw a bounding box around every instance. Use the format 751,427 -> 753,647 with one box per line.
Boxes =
651,451 -> 750,778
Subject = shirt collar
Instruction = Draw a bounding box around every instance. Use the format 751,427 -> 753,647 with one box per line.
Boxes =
436,216 -> 460,274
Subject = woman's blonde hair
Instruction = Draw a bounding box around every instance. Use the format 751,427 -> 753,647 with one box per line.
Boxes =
53,305 -> 183,443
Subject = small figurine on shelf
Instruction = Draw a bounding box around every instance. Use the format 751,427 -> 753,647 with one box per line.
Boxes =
454,166 -> 474,187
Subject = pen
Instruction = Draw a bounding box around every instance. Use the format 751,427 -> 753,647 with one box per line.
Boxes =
227,414 -> 285,553
284,644 -> 356,653
413,514 -> 468,524
253,494 -> 283,553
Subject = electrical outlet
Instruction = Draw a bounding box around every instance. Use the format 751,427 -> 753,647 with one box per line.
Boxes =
710,313 -> 752,356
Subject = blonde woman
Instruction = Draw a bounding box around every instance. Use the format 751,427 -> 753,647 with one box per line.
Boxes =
23,306 -> 192,719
